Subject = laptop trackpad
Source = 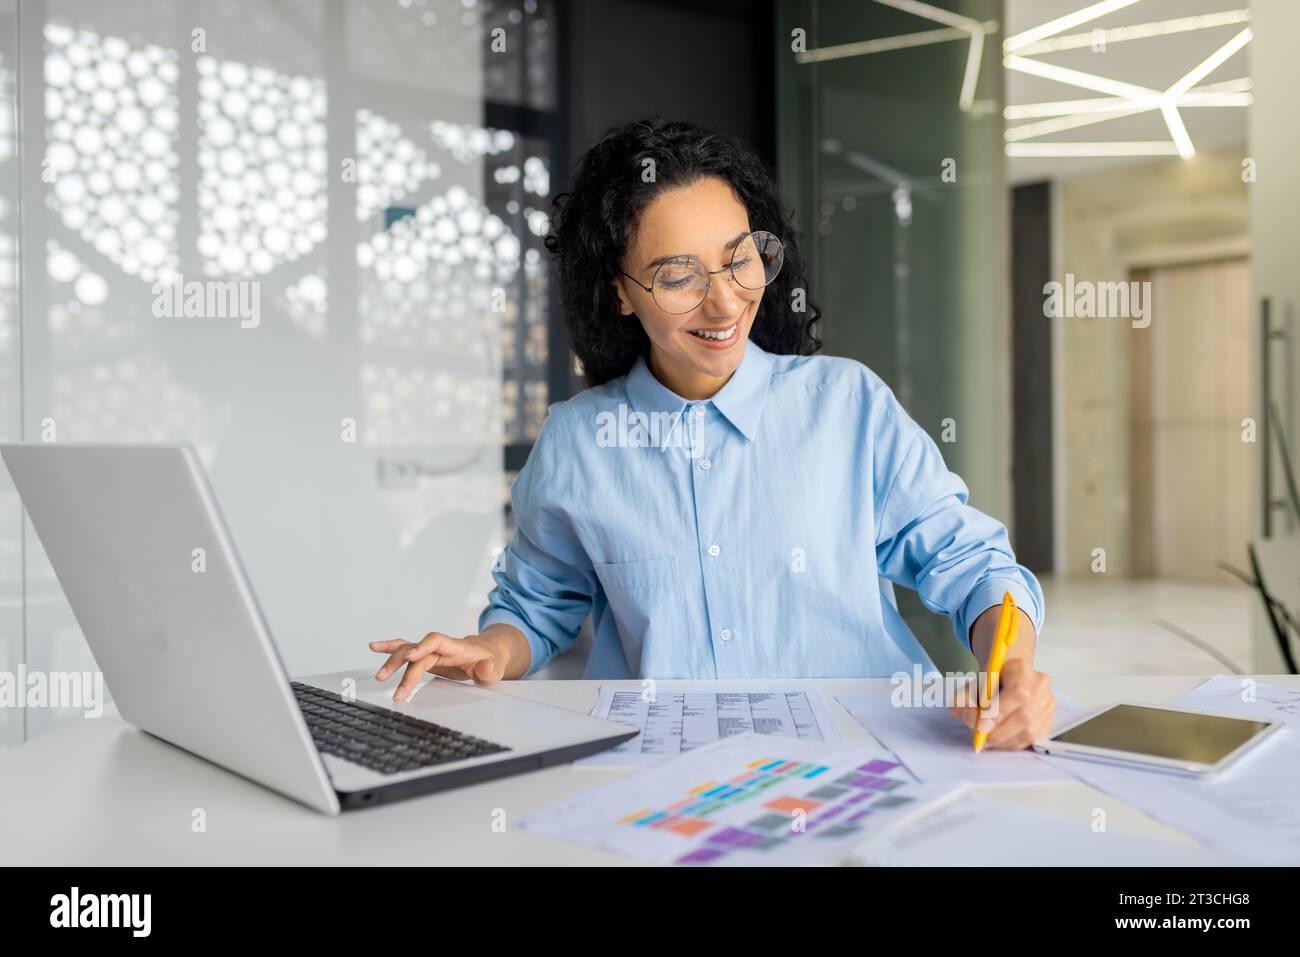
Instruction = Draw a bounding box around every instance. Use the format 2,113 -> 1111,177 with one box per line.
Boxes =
299,670 -> 491,713
403,677 -> 488,711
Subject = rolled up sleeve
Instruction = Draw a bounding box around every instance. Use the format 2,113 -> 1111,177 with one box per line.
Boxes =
873,405 -> 1045,653
478,419 -> 595,675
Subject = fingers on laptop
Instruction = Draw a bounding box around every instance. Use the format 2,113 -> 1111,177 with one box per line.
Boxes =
469,657 -> 500,685
370,633 -> 500,700
369,640 -> 419,682
393,654 -> 440,701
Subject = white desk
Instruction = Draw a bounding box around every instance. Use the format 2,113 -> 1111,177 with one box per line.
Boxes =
3,675 -> 1294,865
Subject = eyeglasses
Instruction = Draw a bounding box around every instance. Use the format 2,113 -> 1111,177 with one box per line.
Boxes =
619,230 -> 784,315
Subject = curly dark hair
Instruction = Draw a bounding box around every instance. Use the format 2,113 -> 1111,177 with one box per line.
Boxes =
544,117 -> 821,386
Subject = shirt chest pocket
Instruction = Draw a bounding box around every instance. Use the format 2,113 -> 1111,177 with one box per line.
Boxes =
591,556 -> 689,675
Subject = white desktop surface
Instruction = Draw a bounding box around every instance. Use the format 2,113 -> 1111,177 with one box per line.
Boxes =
3,675 -> 1295,866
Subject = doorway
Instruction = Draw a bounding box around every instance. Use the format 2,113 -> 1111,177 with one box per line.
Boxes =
1129,257 -> 1252,581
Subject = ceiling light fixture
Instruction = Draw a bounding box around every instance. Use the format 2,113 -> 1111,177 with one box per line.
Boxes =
1004,89 -> 1252,143
1005,78 -> 1252,119
1006,141 -> 1182,157
1003,0 -> 1143,54
1005,9 -> 1253,161
795,0 -> 1253,156
796,0 -> 997,112
1012,9 -> 1250,56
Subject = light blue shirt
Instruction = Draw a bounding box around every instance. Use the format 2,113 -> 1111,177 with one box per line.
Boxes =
480,341 -> 1044,678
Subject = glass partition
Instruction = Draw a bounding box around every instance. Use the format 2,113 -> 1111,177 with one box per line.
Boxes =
776,0 -> 1007,670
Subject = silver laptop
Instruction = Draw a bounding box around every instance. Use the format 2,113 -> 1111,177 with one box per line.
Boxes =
1,443 -> 635,815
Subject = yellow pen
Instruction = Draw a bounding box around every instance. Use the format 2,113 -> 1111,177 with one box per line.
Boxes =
973,591 -> 1019,753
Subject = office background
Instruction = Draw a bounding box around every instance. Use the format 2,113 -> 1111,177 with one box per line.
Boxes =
2,0 -> 1298,754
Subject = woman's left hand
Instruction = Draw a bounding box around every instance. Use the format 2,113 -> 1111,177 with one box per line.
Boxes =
948,655 -> 1056,751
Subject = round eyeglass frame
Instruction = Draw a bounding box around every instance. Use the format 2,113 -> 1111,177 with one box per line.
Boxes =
619,230 -> 784,315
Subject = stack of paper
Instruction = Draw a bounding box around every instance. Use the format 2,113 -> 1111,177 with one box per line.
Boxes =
579,685 -> 841,767
848,794 -> 1232,867
1038,676 -> 1300,863
834,691 -> 1093,784
518,734 -> 964,866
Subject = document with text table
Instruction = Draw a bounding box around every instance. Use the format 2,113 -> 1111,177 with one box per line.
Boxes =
578,685 -> 842,767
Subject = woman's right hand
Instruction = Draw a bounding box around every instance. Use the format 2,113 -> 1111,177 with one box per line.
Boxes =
369,632 -> 506,702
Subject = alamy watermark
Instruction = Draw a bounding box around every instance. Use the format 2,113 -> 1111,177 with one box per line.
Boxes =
50,887 -> 151,937
0,666 -> 105,717
152,275 -> 261,329
595,403 -> 704,458
1043,273 -> 1150,328
890,665 -> 1002,714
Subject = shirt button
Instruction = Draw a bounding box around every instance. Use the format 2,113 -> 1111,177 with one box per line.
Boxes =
693,404 -> 706,417
707,544 -> 720,557
699,458 -> 711,471
719,629 -> 733,642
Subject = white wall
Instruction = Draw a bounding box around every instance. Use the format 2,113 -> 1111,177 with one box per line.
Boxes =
0,0 -> 21,753
4,0 -> 513,745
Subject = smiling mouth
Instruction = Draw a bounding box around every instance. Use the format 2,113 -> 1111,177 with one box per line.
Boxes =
687,323 -> 738,342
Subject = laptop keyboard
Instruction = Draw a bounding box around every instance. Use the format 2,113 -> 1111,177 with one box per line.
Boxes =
292,682 -> 510,775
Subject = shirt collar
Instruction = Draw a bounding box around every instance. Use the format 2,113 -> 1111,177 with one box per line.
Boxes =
624,340 -> 773,442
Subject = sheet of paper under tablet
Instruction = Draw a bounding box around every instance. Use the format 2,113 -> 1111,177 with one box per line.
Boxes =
835,691 -> 1093,784
1170,673 -> 1300,727
846,793 -> 1235,867
1038,676 -> 1300,863
577,684 -> 842,766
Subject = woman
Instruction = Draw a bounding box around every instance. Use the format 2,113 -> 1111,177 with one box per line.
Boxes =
370,118 -> 1055,750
